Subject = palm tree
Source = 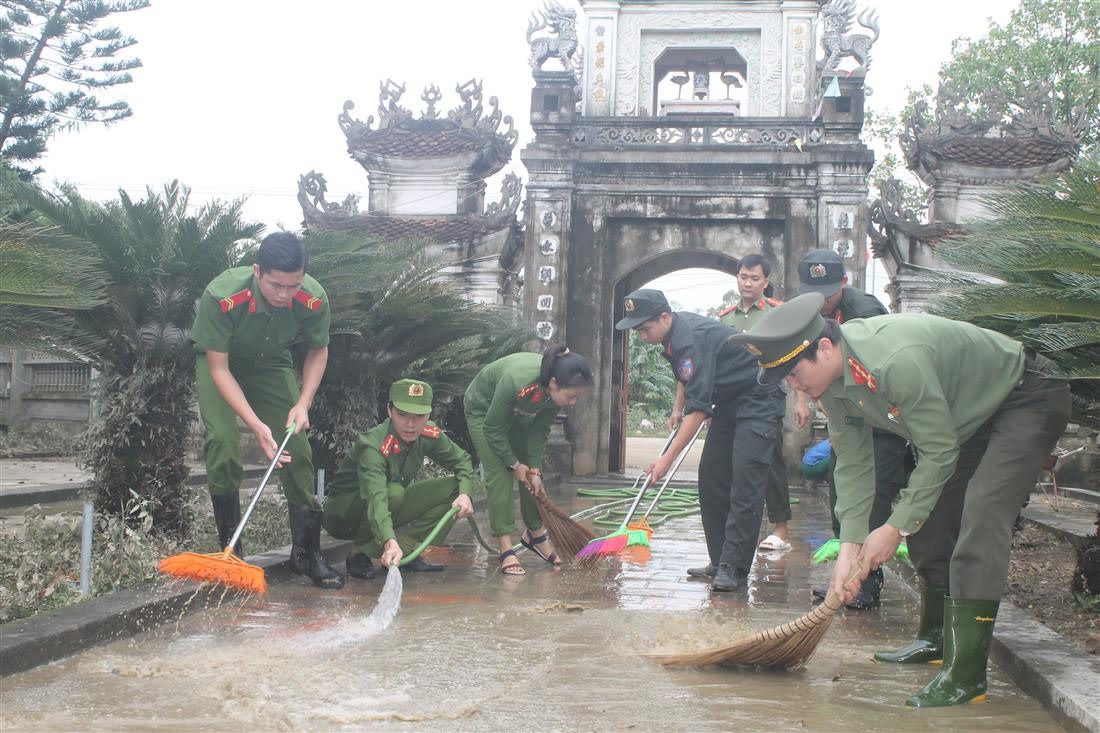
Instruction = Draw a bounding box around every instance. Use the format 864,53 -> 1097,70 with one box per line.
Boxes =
290,231 -> 526,472
0,178 -> 262,534
927,154 -> 1100,426
628,334 -> 676,418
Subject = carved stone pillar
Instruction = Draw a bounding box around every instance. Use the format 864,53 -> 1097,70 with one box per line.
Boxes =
580,0 -> 620,116
781,1 -> 818,117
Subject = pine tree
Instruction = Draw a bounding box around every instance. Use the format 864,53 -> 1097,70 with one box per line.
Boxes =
0,0 -> 150,176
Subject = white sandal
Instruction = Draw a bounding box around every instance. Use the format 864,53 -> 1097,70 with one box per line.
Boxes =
757,534 -> 792,552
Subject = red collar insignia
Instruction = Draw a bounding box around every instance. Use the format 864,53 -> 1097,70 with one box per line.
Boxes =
380,434 -> 401,457
219,289 -> 254,314
848,356 -> 877,392
293,290 -> 322,311
517,382 -> 543,404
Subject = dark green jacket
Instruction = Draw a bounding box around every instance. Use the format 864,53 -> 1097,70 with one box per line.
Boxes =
834,286 -> 888,323
327,418 -> 475,546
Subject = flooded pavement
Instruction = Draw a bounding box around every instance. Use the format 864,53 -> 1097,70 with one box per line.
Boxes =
0,486 -> 1066,732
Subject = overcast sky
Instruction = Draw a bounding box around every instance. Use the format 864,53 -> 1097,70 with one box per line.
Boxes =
38,0 -> 1017,310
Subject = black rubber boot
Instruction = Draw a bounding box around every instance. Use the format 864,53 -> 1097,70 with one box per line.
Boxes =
686,563 -> 717,579
875,583 -> 947,663
288,504 -> 345,589
346,553 -> 376,580
403,557 -> 444,572
907,597 -> 999,707
210,491 -> 243,557
711,563 -> 741,592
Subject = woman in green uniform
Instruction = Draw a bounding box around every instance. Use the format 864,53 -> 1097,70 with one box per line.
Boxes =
464,344 -> 593,575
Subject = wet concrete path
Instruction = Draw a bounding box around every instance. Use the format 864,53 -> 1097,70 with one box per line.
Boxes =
0,485 -> 1066,731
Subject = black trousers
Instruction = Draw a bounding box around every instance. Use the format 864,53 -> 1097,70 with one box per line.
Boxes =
698,405 -> 780,573
828,429 -> 910,537
764,417 -> 791,524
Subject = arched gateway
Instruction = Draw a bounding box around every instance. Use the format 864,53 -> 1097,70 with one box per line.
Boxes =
520,0 -> 880,475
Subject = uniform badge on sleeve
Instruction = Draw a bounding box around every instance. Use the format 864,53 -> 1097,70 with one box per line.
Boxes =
677,357 -> 695,382
887,406 -> 901,422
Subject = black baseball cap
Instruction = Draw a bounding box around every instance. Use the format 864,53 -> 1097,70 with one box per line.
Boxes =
798,249 -> 846,297
615,288 -> 671,330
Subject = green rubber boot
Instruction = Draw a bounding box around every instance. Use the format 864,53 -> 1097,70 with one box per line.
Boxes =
906,597 -> 999,707
875,583 -> 947,664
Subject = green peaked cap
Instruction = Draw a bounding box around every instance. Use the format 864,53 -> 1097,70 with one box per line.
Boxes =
726,293 -> 828,385
390,378 -> 433,414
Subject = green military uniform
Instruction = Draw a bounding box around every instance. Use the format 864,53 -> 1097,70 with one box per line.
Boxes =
720,296 -> 792,531
732,293 -> 1071,707
191,266 -> 330,508
463,352 -> 557,537
322,411 -> 474,558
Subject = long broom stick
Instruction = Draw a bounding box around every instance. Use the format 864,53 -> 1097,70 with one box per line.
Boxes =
158,423 -> 297,594
647,562 -> 865,670
573,424 -> 683,559
627,419 -> 706,539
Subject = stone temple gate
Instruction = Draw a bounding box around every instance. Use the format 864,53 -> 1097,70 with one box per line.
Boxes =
521,0 -> 880,475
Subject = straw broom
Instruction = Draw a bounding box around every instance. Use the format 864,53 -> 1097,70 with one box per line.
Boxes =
647,563 -> 864,670
531,489 -> 594,561
158,424 -> 297,594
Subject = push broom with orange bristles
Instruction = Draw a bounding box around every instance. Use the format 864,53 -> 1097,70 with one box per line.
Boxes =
158,423 -> 297,594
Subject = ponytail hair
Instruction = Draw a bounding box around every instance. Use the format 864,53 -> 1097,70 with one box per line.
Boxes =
539,342 -> 594,389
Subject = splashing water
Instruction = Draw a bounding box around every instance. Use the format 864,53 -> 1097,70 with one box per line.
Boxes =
306,566 -> 403,647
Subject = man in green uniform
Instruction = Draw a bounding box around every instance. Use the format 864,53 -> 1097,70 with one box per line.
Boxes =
717,253 -> 792,551
799,248 -> 910,609
322,379 -> 475,579
192,231 -> 343,589
730,293 -> 1070,707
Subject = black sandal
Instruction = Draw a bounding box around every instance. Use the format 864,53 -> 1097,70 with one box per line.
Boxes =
520,530 -> 560,565
499,549 -> 526,575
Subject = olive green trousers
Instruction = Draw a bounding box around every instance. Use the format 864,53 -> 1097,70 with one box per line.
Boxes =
321,477 -> 460,557
196,353 -> 315,507
465,414 -> 542,537
907,369 -> 1070,600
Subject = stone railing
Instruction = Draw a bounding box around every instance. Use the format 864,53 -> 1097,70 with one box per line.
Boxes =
571,117 -> 825,147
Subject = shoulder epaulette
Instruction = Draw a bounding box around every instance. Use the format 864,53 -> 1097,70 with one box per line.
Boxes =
766,297 -> 783,307
847,356 -> 878,392
716,304 -> 737,318
420,424 -> 441,439
292,289 -> 323,311
380,434 -> 401,457
219,288 -> 255,314
517,382 -> 543,404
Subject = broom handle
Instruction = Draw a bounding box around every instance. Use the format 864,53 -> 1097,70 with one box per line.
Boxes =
630,424 -> 680,490
620,470 -> 657,527
824,558 -> 868,609
641,418 -> 706,519
226,423 -> 297,554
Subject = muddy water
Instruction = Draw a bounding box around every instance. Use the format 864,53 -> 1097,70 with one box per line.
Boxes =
0,489 -> 1065,732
